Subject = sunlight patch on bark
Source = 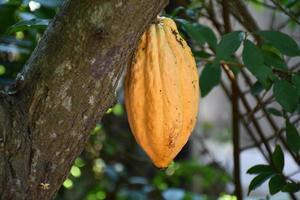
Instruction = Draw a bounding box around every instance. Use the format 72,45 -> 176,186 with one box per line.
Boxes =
89,96 -> 95,105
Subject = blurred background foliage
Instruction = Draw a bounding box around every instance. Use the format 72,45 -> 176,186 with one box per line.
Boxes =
0,0 -> 300,199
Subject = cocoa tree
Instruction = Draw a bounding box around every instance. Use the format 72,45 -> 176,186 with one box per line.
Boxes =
0,0 -> 168,199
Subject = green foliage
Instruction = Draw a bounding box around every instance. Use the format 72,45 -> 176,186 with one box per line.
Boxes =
247,165 -> 275,174
268,175 -> 286,195
272,145 -> 284,172
7,18 -> 49,33
0,0 -> 57,81
262,50 -> 287,70
175,18 -> 218,57
216,31 -> 244,59
248,172 -> 274,195
269,174 -> 286,195
177,19 -> 217,50
286,121 -> 300,153
292,74 -> 300,96
247,164 -> 275,195
266,107 -> 283,117
250,81 -> 264,96
256,31 -> 300,56
282,182 -> 300,193
0,1 -> 21,32
200,62 -> 221,97
242,40 -> 274,89
273,80 -> 298,112
247,145 -> 297,195
243,40 -> 264,67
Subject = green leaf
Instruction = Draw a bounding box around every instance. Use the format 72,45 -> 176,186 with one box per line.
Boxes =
230,65 -> 240,76
249,0 -> 266,11
201,26 -> 218,51
223,57 -> 240,75
185,9 -> 197,19
273,80 -> 298,112
243,40 -> 273,89
292,74 -> 300,97
193,51 -> 212,59
216,31 -> 244,59
177,20 -> 217,50
170,7 -> 185,16
188,1 -> 203,9
285,0 -> 299,8
261,44 -> 282,57
266,107 -> 282,117
272,145 -> 284,172
286,121 -> 300,153
248,173 -> 274,195
250,81 -> 264,96
249,64 -> 273,89
177,19 -> 205,45
0,0 -> 22,5
200,61 -> 221,97
7,18 -> 49,33
0,4 -> 18,34
256,31 -> 300,56
269,175 -> 286,195
243,40 -> 264,66
247,164 -> 275,174
112,104 -> 124,116
282,182 -> 300,193
262,50 -> 288,70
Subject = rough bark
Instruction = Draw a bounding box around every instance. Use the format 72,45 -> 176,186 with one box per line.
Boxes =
0,0 -> 168,199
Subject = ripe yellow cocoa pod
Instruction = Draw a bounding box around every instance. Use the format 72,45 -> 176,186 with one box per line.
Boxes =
124,16 -> 199,168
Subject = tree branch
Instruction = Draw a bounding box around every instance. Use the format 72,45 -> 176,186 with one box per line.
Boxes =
221,1 -> 243,198
0,0 -> 168,199
269,0 -> 300,26
229,0 -> 260,32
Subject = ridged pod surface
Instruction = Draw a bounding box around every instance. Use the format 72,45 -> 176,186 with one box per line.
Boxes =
124,16 -> 199,168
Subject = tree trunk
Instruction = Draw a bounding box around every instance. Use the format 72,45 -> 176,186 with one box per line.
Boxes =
0,0 -> 168,199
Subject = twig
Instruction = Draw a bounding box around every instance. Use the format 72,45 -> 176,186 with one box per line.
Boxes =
248,0 -> 277,10
220,81 -> 269,161
269,0 -> 300,26
241,116 -> 300,151
291,61 -> 300,71
225,68 -> 274,158
269,10 -> 277,30
221,1 -> 243,198
277,11 -> 300,30
206,0 -> 224,33
240,69 -> 300,166
241,96 -> 275,120
229,0 -> 260,41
